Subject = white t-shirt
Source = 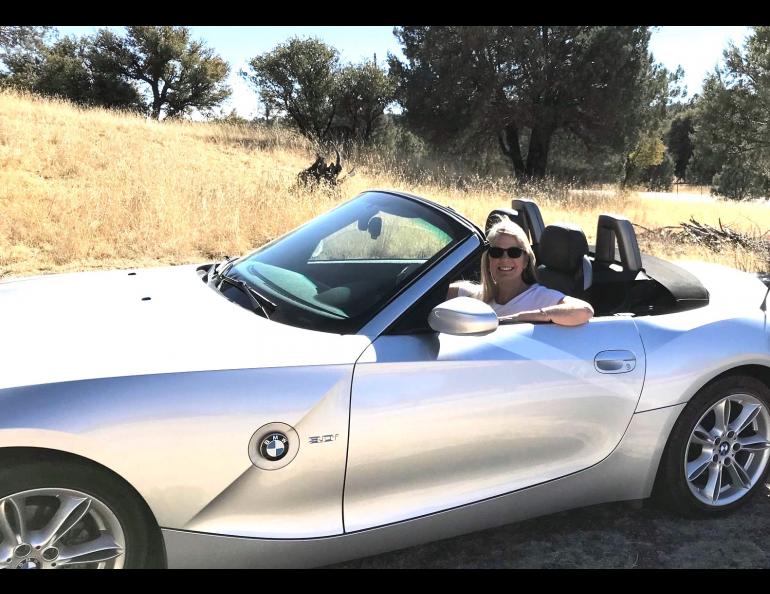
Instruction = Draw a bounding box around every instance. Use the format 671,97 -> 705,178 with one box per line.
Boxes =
455,281 -> 565,317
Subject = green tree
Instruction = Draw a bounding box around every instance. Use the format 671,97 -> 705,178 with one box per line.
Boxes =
336,59 -> 395,142
0,26 -> 53,56
244,39 -> 395,144
690,27 -> 770,199
1,29 -> 145,111
391,26 -> 676,181
243,38 -> 340,142
665,111 -> 695,181
34,36 -> 145,110
91,26 -> 231,119
0,26 -> 56,88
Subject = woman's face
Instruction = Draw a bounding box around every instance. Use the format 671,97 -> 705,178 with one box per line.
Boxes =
488,234 -> 528,285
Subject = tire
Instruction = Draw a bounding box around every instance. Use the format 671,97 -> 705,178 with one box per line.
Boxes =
659,375 -> 770,516
0,459 -> 152,569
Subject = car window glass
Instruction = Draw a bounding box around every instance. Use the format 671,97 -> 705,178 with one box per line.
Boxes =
310,213 -> 453,261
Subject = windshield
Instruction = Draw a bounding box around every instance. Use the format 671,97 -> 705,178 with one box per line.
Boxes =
224,191 -> 470,333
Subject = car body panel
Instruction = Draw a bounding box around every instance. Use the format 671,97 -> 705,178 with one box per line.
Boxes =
0,365 -> 355,538
345,317 -> 645,531
633,262 -> 770,412
162,404 -> 683,568
0,265 -> 371,390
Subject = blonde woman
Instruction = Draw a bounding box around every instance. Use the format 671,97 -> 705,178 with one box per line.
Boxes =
448,219 -> 594,326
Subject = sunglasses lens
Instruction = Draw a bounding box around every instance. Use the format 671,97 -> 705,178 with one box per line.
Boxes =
488,247 -> 523,258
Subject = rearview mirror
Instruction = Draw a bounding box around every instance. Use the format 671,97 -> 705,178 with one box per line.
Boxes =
428,297 -> 498,336
367,216 -> 382,239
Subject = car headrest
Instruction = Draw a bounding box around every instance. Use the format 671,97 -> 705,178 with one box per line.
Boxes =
595,214 -> 643,275
485,208 -> 524,235
538,224 -> 589,273
511,198 -> 546,246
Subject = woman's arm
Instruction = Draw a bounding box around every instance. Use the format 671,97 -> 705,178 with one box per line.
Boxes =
446,283 -> 461,300
499,296 -> 594,326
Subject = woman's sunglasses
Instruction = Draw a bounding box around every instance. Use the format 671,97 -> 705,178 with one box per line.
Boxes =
487,246 -> 525,259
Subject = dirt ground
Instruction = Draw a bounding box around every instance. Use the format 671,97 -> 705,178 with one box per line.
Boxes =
329,482 -> 770,568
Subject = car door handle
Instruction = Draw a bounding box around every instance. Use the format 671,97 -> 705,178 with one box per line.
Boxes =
594,350 -> 636,374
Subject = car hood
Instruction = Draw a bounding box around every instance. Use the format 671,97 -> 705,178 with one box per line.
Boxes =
0,265 -> 372,390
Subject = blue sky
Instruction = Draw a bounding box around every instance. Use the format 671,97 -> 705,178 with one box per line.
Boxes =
57,26 -> 751,119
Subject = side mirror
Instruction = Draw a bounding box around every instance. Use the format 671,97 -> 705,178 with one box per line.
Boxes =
428,297 -> 498,336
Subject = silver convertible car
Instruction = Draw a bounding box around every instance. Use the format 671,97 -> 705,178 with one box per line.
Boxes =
2,189 -> 770,569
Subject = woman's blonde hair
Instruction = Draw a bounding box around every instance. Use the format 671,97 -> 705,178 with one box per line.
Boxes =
479,217 -> 538,302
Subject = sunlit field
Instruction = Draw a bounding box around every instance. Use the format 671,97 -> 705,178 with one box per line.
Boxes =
1,90 -> 768,279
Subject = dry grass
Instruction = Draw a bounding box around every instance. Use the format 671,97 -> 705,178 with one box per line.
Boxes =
1,89 -> 769,279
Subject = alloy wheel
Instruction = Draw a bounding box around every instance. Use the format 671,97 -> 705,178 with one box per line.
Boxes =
0,488 -> 126,569
684,393 -> 770,506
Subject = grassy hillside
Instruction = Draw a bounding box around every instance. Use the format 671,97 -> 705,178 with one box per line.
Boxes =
1,90 -> 768,278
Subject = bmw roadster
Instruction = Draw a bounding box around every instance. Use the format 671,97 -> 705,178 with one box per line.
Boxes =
1,189 -> 770,569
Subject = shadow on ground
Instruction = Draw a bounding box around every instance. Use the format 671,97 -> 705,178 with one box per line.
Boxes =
329,482 -> 770,568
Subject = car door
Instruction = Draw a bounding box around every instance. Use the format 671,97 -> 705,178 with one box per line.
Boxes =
343,316 -> 645,532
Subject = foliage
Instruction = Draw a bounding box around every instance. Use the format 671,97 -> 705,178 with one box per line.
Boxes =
547,130 -> 625,185
335,59 -> 396,143
391,26 -> 678,181
90,26 -> 231,120
643,153 -> 675,191
1,26 -> 229,119
243,38 -> 395,145
35,37 -> 145,111
0,26 -> 53,57
213,108 -> 255,126
690,27 -> 770,199
629,134 -> 667,170
1,29 -> 144,111
622,133 -> 674,191
0,26 -> 56,87
712,164 -> 770,200
243,38 -> 340,142
665,112 -> 695,181
370,114 -> 427,159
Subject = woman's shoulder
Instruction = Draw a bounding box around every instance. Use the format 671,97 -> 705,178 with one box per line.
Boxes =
454,280 -> 483,299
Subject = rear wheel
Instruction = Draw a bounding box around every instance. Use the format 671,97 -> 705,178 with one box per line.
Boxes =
660,375 -> 770,515
0,460 -> 152,569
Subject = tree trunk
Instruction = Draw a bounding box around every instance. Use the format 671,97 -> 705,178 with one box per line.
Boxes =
150,81 -> 162,120
498,123 -> 526,181
525,123 -> 554,179
621,155 -> 634,189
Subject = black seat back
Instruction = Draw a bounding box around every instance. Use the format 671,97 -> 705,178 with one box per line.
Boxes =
536,224 -> 592,297
485,208 -> 525,235
512,198 -> 546,259
593,214 -> 643,283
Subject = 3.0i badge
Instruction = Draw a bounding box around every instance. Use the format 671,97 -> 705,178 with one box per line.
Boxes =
260,433 -> 289,461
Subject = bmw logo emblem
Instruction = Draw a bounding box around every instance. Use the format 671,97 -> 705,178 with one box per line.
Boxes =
260,433 -> 289,461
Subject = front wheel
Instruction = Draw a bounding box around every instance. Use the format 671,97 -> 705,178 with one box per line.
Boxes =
0,460 -> 153,569
659,375 -> 770,515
